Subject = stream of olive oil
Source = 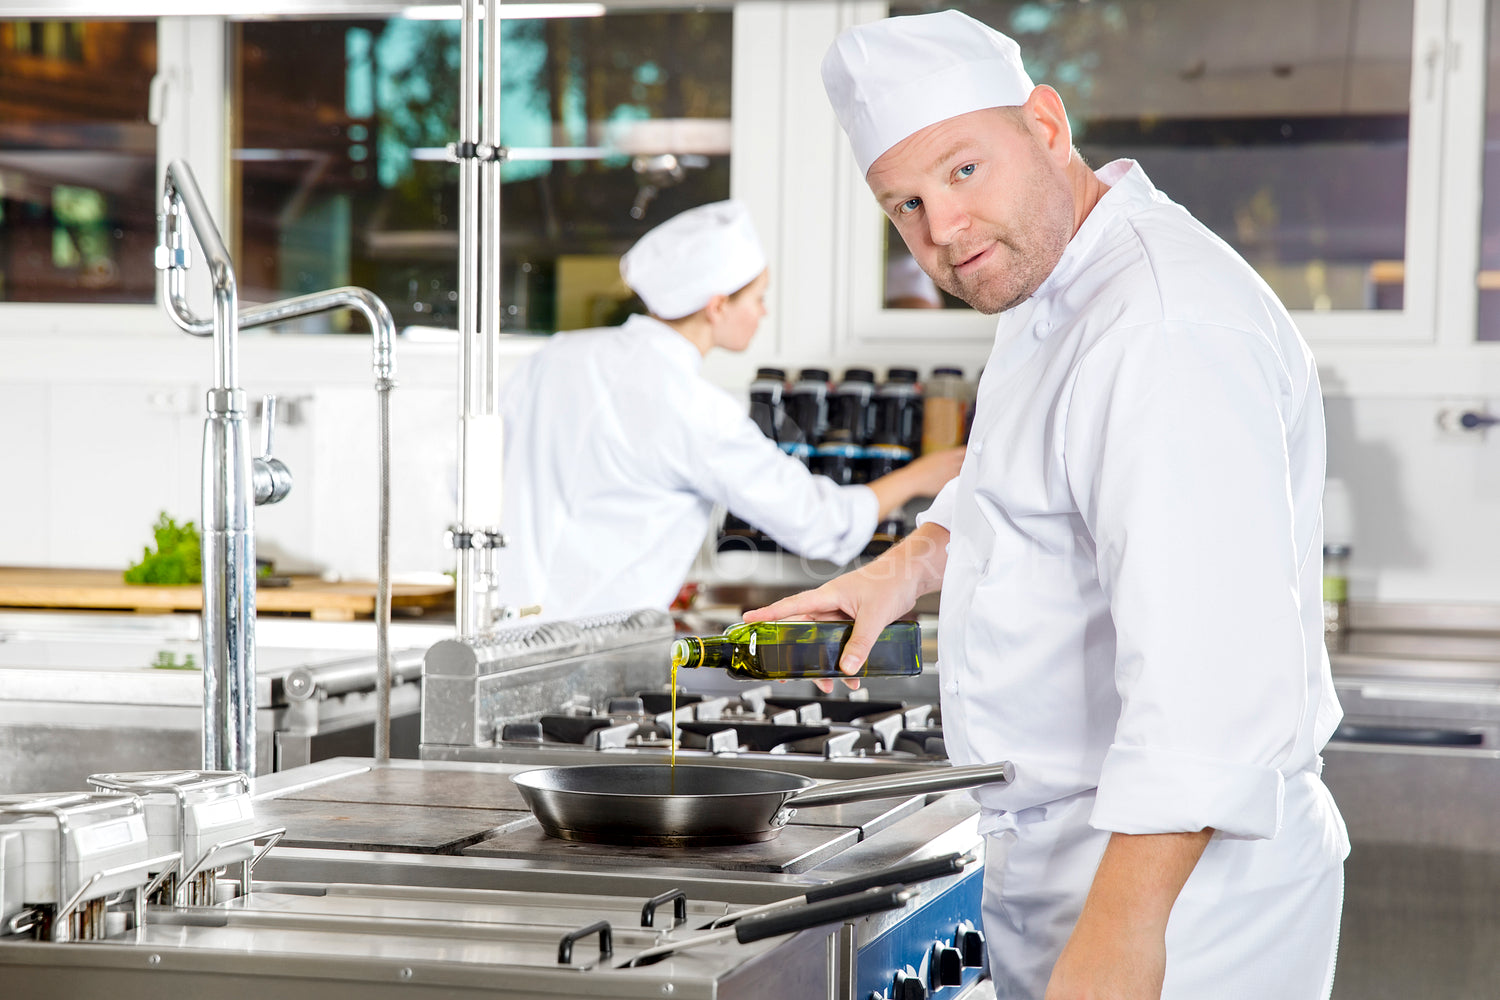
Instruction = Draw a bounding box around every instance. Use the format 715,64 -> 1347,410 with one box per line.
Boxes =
669,657 -> 678,792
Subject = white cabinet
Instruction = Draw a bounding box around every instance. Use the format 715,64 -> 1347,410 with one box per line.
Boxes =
0,383 -> 54,566
0,380 -> 200,569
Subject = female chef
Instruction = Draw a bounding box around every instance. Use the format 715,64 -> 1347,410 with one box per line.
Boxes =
493,199 -> 963,621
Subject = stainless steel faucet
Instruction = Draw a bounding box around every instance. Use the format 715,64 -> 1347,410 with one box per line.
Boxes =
156,160 -> 399,774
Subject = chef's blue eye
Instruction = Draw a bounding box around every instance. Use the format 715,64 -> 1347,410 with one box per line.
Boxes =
898,198 -> 921,215
957,163 -> 977,179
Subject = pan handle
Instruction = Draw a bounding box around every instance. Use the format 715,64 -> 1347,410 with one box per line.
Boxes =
734,887 -> 912,944
705,850 -> 975,929
804,850 -> 972,903
784,761 -> 1015,809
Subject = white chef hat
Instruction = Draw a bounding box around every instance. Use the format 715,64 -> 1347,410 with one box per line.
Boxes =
620,200 -> 767,320
822,10 -> 1036,176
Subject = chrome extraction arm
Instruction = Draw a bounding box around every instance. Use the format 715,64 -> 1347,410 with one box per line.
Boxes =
156,159 -> 400,774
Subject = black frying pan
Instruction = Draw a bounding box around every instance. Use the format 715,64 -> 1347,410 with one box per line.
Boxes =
510,761 -> 1014,847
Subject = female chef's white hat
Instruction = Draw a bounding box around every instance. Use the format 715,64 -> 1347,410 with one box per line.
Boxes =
821,10 -> 1036,176
620,199 -> 767,320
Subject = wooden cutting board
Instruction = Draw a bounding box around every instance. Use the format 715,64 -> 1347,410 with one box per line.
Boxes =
0,567 -> 453,622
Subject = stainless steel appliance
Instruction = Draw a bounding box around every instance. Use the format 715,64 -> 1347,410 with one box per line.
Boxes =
0,791 -> 169,942
247,754 -> 991,999
0,754 -> 993,1000
0,607 -> 997,1000
0,612 -> 427,792
0,873 -> 885,999
1323,602 -> 1500,1000
260,608 -> 990,999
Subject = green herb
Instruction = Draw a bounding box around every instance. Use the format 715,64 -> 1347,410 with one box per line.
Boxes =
124,512 -> 202,585
150,649 -> 199,670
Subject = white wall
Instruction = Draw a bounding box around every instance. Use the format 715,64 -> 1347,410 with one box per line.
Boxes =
0,329 -> 470,582
1323,389 -> 1500,604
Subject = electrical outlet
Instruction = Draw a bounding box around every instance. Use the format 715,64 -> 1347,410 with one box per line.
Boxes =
1435,401 -> 1495,437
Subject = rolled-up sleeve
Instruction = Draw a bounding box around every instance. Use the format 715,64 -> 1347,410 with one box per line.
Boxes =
673,390 -> 878,564
914,479 -> 958,532
1063,322 -> 1305,840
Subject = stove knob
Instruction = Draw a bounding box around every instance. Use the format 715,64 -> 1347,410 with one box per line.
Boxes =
929,943 -> 964,988
892,969 -> 928,1000
499,721 -> 543,743
956,924 -> 987,968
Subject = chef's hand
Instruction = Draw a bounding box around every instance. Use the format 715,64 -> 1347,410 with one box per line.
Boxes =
744,523 -> 951,692
904,446 -> 966,493
1042,829 -> 1213,1000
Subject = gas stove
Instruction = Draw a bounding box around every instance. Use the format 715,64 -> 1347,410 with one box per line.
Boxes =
496,686 -> 945,760
405,610 -> 987,998
420,609 -> 950,775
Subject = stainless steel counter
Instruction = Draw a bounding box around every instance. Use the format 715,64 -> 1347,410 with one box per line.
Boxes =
1323,602 -> 1500,1000
0,612 -> 436,790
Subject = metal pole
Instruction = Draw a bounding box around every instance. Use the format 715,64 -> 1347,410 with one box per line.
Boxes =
477,0 -> 507,632
483,0 -> 503,410
448,0 -> 509,637
453,0 -> 484,637
160,161 -> 256,775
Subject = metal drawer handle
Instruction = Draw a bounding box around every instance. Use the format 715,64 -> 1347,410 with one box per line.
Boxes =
1333,723 -> 1484,748
641,889 -> 687,928
558,920 -> 612,964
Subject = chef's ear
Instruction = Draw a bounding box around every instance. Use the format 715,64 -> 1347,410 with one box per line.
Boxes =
1022,85 -> 1072,169
701,292 -> 731,323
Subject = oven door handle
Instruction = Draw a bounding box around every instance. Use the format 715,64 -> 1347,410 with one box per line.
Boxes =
1332,723 -> 1484,748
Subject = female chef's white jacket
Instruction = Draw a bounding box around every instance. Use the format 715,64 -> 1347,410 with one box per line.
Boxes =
493,314 -> 878,620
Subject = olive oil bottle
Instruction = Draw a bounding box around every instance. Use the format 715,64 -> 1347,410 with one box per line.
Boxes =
671,620 -> 922,680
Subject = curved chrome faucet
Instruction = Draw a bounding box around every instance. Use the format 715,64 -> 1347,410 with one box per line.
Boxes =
157,159 -> 400,772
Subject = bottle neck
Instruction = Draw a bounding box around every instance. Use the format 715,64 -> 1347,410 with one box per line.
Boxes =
672,636 -> 735,671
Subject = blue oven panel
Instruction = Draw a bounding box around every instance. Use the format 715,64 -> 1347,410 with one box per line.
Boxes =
857,862 -> 988,1000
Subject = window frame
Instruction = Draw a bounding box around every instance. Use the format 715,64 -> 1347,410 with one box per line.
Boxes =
4,0 -> 1497,393
837,0 -> 1455,350
0,16 -> 219,337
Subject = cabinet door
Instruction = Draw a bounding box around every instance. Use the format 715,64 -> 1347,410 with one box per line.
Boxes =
0,383 -> 54,565
46,382 -> 200,569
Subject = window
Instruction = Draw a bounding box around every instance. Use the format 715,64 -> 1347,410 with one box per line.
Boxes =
231,7 -> 733,334
879,0 -> 1427,332
1477,2 -> 1500,341
0,21 -> 157,304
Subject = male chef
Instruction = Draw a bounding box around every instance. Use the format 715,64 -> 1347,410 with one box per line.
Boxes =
748,11 -> 1349,1000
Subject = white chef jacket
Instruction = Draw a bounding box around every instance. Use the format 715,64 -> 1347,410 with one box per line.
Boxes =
495,315 -> 878,620
921,160 -> 1349,997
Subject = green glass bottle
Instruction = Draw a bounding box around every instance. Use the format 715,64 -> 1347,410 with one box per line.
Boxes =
670,620 -> 922,680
